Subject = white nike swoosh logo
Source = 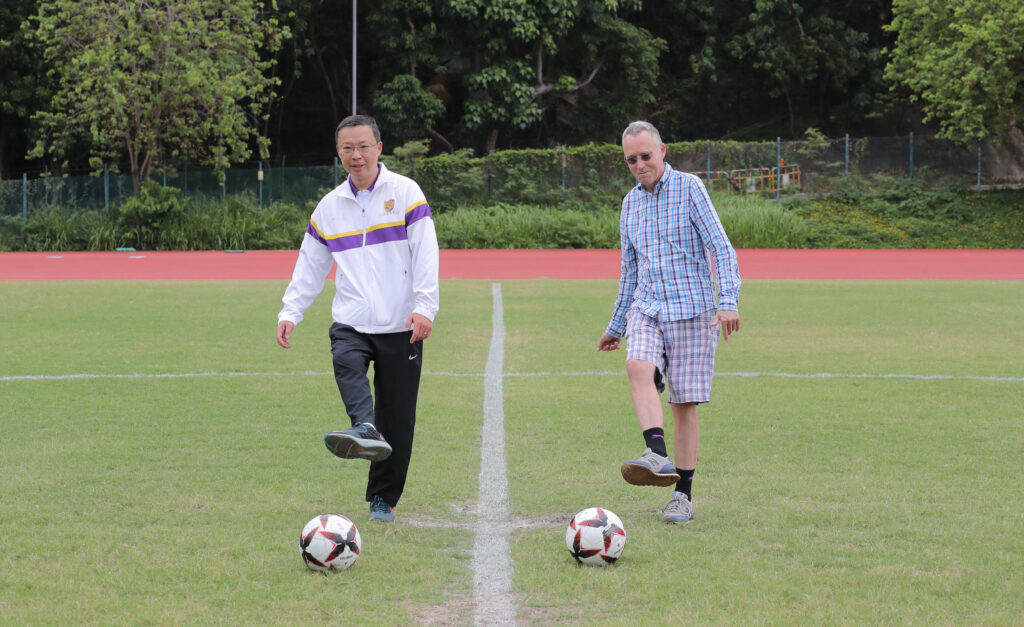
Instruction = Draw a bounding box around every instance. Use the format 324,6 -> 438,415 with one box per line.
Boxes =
409,354 -> 417,360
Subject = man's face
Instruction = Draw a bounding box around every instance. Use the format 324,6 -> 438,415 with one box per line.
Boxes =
336,125 -> 382,184
622,130 -> 666,191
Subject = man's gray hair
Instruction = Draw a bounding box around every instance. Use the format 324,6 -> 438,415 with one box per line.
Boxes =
336,114 -> 381,144
622,121 -> 662,145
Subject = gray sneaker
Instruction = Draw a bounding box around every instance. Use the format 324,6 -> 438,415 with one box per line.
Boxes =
661,491 -> 694,524
369,495 -> 395,523
324,422 -> 392,462
620,448 -> 681,487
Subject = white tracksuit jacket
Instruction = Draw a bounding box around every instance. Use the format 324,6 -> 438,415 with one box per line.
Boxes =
278,163 -> 440,333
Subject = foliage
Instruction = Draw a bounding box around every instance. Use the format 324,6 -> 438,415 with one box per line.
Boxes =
6,0 -> 1024,180
728,1 -> 875,134
714,193 -> 809,248
28,0 -> 286,195
117,181 -> 190,250
432,0 -> 663,151
885,0 -> 1024,141
373,74 -> 446,145
435,204 -> 620,249
647,0 -> 890,140
3,162 -> 1023,251
0,0 -> 47,178
787,180 -> 1024,248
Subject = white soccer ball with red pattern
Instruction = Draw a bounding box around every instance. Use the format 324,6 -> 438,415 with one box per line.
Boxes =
300,513 -> 361,572
565,507 -> 627,566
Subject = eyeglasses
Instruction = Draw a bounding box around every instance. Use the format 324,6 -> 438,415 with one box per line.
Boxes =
339,144 -> 378,156
624,153 -> 653,165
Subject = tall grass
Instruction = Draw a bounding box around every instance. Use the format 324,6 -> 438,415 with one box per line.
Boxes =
434,204 -> 620,249
714,193 -> 809,248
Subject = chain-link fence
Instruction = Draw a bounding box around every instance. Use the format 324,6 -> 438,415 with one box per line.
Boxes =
2,134 -> 1020,218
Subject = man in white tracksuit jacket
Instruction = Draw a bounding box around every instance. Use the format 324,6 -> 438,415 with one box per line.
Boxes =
276,115 -> 440,523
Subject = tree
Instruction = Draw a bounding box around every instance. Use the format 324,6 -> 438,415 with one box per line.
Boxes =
0,0 -> 45,179
446,0 -> 663,152
29,0 -> 285,195
885,0 -> 1024,141
364,0 -> 451,149
726,0 -> 879,137
374,74 -> 446,147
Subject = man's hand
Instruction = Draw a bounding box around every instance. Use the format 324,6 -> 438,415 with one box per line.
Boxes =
276,321 -> 295,349
597,333 -> 621,351
406,313 -> 433,343
711,310 -> 740,340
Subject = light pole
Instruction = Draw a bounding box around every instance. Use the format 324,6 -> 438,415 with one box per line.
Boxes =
352,0 -> 357,115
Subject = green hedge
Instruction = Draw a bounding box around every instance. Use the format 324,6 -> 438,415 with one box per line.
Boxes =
1,177 -> 1020,251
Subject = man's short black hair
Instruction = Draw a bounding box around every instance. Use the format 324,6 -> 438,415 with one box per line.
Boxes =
335,115 -> 381,144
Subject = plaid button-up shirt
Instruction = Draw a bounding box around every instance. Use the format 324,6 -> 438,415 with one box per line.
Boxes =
606,163 -> 741,338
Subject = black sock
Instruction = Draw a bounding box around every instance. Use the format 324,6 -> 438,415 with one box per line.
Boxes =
642,428 -> 668,457
675,468 -> 695,499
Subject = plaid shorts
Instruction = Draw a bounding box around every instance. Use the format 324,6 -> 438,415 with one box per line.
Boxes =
625,309 -> 720,404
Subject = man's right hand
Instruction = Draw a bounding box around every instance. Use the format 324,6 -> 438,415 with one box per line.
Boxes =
597,333 -> 620,351
276,321 -> 295,349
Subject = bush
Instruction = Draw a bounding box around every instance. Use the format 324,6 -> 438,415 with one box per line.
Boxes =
713,193 -> 809,248
435,204 -> 620,249
117,180 -> 190,249
788,179 -> 1024,248
2,177 -> 1020,250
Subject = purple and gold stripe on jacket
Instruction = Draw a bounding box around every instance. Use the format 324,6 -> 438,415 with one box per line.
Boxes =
306,200 -> 432,253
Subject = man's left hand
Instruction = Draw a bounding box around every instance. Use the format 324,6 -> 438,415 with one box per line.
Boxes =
406,312 -> 433,343
711,310 -> 740,340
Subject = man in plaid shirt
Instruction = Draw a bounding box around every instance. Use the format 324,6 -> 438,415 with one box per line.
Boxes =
598,121 -> 741,524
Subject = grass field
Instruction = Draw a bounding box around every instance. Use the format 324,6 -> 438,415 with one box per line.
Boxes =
1,279 -> 1022,624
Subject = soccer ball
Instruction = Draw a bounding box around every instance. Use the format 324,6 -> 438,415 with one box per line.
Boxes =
300,513 -> 361,572
565,507 -> 627,566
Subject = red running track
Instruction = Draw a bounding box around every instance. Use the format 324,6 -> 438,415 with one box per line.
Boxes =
0,249 -> 1022,280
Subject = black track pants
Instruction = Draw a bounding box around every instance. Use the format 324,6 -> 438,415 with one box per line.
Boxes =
329,323 -> 422,507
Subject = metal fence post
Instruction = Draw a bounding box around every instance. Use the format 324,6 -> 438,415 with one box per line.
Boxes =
706,139 -> 711,187
104,163 -> 110,210
775,137 -> 781,201
22,173 -> 28,220
258,162 -> 264,210
845,133 -> 849,177
909,132 -> 914,180
560,152 -> 566,195
977,139 -> 982,192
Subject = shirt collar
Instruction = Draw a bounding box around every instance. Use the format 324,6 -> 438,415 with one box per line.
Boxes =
635,162 -> 673,195
347,162 -> 385,196
344,162 -> 387,197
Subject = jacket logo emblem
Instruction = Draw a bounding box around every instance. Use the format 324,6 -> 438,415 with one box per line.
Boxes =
384,200 -> 395,213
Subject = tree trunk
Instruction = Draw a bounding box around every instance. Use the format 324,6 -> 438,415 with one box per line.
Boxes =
0,125 -> 6,181
785,89 -> 796,138
310,20 -> 341,123
427,127 -> 453,153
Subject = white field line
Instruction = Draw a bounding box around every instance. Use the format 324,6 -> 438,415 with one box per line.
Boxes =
472,283 -> 515,626
3,371 -> 1022,383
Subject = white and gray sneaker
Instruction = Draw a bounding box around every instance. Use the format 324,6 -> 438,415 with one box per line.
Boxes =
661,491 -> 694,524
324,422 -> 392,462
620,448 -> 681,487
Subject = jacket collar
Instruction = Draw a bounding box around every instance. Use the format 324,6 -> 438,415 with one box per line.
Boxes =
342,162 -> 389,198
